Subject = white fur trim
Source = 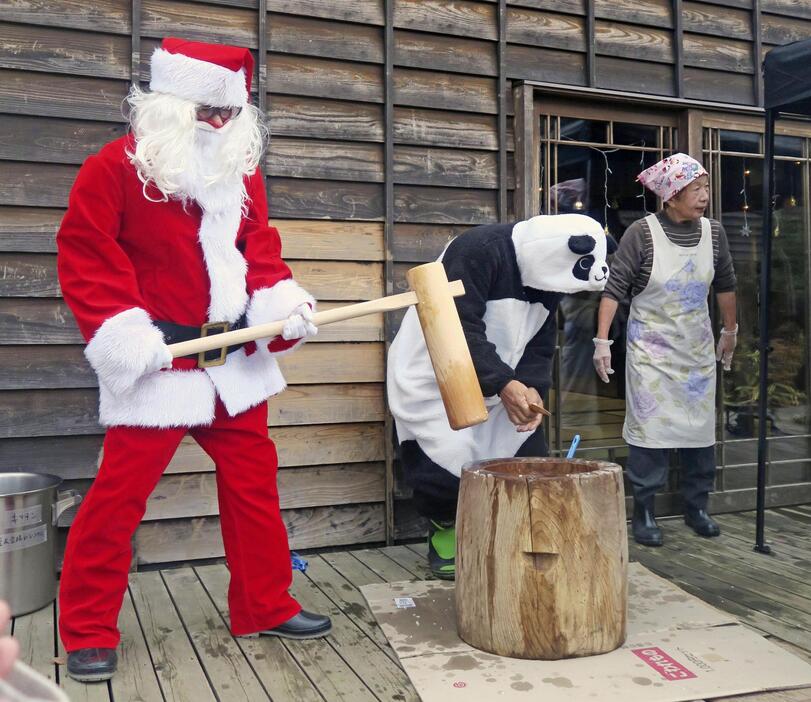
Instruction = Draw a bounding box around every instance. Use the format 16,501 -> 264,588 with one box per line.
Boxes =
198,203 -> 249,323
97,350 -> 288,426
247,280 -> 315,326
205,347 -> 287,416
85,307 -> 168,396
98,369 -> 216,427
150,48 -> 248,107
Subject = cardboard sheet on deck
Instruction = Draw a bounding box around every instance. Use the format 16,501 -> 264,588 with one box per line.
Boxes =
361,563 -> 811,702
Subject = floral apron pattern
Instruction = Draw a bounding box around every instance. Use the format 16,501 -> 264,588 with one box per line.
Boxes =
623,215 -> 716,448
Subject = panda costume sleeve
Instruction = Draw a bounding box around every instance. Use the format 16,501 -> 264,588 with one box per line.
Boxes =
387,214 -> 616,520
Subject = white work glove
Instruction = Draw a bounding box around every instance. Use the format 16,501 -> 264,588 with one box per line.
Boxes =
716,324 -> 738,372
281,303 -> 317,341
593,337 -> 614,384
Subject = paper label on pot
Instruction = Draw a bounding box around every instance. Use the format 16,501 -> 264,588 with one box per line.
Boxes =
1,505 -> 43,530
0,524 -> 47,553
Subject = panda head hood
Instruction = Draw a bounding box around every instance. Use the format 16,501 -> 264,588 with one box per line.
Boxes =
511,214 -> 617,294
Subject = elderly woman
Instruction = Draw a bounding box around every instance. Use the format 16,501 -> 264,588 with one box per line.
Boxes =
593,153 -> 738,547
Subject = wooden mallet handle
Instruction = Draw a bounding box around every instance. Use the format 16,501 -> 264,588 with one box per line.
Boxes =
167,280 -> 466,358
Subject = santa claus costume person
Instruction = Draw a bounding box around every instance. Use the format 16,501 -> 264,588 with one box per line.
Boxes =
57,38 -> 331,682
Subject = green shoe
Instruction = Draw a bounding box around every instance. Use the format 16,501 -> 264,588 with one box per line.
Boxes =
427,519 -> 456,580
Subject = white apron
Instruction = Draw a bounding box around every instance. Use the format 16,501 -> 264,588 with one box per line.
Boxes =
623,215 -> 716,448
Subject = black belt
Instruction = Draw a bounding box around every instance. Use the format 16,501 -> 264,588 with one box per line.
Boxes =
155,314 -> 248,367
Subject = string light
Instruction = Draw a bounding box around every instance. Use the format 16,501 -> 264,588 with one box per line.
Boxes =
556,128 -> 619,234
596,147 -> 615,235
740,162 -> 751,237
637,141 -> 652,216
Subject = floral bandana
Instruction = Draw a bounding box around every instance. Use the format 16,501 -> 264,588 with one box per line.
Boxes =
637,153 -> 708,203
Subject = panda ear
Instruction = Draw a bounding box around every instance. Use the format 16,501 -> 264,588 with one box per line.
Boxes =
606,235 -> 618,255
568,234 -> 596,255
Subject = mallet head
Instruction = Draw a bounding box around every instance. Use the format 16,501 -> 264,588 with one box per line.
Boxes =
406,262 -> 488,430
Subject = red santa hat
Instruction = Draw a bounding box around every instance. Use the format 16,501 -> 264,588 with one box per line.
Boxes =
150,37 -> 253,108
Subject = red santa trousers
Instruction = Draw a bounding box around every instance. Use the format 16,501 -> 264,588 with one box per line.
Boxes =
58,399 -> 301,651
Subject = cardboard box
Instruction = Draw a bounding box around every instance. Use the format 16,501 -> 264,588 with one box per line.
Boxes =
361,564 -> 811,702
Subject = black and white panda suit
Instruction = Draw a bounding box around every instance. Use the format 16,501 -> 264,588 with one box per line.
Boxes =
387,213 -> 616,521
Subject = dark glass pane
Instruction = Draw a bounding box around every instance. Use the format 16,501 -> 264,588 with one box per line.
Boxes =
774,135 -> 803,157
718,155 -> 810,447
720,129 -> 760,153
770,440 -> 811,484
719,155 -> 762,445
552,145 -> 664,439
553,145 -> 659,230
720,459 -> 757,489
768,159 -> 808,430
559,117 -> 608,143
612,122 -> 659,147
703,128 -> 710,151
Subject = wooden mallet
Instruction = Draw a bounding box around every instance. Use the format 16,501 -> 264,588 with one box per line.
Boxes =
167,261 -> 489,430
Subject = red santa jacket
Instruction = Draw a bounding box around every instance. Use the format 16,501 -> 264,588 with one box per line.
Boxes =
57,135 -> 314,427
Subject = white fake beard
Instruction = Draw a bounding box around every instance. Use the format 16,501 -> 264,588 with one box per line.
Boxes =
174,122 -> 245,212
127,90 -> 264,213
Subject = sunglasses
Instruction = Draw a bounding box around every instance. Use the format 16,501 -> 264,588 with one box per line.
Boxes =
196,105 -> 243,121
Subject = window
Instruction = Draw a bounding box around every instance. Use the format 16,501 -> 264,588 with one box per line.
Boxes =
515,91 -> 811,508
534,102 -> 679,466
704,123 -> 811,491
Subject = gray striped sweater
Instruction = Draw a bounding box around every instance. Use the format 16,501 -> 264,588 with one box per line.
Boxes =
602,211 -> 736,302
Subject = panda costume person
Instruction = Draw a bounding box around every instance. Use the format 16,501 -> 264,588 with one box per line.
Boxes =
388,214 -> 616,578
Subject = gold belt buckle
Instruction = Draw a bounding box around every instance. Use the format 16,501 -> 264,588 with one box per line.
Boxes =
198,321 -> 230,368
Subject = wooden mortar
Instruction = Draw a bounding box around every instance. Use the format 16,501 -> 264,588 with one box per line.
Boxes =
455,457 -> 628,660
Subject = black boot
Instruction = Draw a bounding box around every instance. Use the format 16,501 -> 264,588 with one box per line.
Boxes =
684,508 -> 721,537
257,610 -> 332,640
632,500 -> 663,547
67,648 -> 118,682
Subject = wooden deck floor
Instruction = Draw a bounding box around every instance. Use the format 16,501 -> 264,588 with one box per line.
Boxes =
10,507 -> 811,702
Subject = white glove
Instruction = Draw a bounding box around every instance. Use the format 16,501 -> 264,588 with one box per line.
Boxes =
281,303 -> 317,341
593,337 -> 614,384
716,324 -> 738,372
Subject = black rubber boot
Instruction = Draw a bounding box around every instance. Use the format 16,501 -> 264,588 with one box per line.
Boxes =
66,648 -> 118,682
258,610 -> 332,640
684,508 -> 721,537
632,500 -> 663,547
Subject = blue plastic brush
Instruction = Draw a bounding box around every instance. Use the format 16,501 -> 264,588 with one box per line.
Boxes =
566,434 -> 581,459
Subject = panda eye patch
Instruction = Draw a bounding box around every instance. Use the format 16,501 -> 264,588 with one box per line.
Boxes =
572,254 -> 595,281
568,234 -> 596,255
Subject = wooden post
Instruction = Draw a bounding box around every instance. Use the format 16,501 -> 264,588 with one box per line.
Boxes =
456,458 -> 628,660
513,83 -> 539,220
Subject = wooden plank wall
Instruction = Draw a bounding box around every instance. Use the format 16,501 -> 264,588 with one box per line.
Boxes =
1,0 -> 809,560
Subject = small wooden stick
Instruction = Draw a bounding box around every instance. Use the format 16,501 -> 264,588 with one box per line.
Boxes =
528,401 -> 552,417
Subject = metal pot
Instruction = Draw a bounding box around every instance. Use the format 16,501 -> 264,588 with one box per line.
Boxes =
0,472 -> 82,616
